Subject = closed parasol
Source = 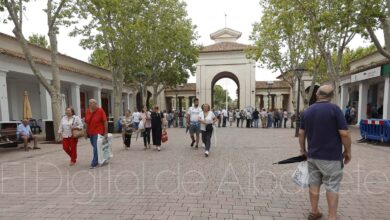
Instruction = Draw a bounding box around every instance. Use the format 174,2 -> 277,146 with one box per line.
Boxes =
23,91 -> 32,119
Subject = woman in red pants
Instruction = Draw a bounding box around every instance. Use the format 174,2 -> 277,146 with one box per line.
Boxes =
58,107 -> 83,166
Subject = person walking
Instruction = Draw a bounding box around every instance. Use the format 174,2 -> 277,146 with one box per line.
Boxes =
235,109 -> 241,127
283,109 -> 288,128
151,106 -> 165,151
141,105 -> 152,149
132,108 -> 141,130
252,108 -> 260,128
299,85 -> 351,220
58,107 -> 83,166
85,99 -> 108,169
186,98 -> 202,148
121,110 -> 133,149
199,104 -> 217,157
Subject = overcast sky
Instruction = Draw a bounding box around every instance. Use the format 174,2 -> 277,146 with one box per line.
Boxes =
0,0 -> 379,100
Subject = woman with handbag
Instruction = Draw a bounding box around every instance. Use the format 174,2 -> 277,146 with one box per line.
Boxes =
121,110 -> 133,149
141,105 -> 152,149
58,107 -> 83,166
199,104 -> 217,157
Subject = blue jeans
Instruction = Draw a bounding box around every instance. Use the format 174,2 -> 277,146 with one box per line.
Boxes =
89,135 -> 98,167
254,119 -> 259,128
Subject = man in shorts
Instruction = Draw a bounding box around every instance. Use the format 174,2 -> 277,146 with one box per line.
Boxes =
17,118 -> 40,151
186,98 -> 202,148
299,85 -> 351,220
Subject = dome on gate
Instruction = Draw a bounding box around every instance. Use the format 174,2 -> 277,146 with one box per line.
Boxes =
210,27 -> 242,43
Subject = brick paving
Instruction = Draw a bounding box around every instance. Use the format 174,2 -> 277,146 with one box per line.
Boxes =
0,126 -> 389,219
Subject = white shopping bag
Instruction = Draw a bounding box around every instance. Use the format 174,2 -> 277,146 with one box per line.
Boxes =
97,133 -> 113,165
291,161 -> 309,187
138,120 -> 145,130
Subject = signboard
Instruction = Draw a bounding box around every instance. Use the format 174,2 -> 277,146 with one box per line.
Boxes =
350,67 -> 380,83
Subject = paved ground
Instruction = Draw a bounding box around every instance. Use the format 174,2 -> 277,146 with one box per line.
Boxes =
0,126 -> 389,220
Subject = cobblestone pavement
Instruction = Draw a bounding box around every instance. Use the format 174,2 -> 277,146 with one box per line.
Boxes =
0,126 -> 389,220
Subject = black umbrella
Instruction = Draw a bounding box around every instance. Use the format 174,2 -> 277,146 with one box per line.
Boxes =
273,155 -> 307,164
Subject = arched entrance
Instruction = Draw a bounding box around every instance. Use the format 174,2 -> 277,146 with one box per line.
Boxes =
211,72 -> 240,109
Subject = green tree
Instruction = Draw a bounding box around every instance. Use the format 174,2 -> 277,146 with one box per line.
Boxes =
357,0 -> 390,59
28,33 -> 49,48
1,0 -> 76,141
213,85 -> 232,109
88,48 -> 109,70
248,0 -> 314,108
295,0 -> 358,103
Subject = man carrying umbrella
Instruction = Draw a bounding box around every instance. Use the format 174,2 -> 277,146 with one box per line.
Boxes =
17,118 -> 40,151
299,85 -> 351,220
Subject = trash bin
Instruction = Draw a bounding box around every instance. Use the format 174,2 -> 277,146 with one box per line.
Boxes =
108,121 -> 114,133
44,120 -> 55,141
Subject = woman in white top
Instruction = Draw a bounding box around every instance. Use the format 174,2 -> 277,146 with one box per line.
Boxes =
141,105 -> 152,149
199,104 -> 217,157
58,107 -> 83,166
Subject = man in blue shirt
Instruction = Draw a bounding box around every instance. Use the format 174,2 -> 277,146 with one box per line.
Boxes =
299,85 -> 351,220
17,119 -> 40,151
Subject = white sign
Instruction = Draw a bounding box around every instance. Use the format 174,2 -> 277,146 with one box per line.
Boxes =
350,67 -> 381,83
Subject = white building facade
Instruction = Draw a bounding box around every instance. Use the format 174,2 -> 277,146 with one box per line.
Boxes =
0,33 -> 134,123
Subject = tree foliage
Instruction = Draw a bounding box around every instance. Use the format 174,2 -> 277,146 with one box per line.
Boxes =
213,85 -> 232,110
1,0 -> 77,141
357,0 -> 390,59
28,33 -> 49,48
74,0 -> 199,124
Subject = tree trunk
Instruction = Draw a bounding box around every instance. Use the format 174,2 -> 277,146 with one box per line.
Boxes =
152,85 -> 159,107
48,24 -> 62,142
112,67 -> 124,132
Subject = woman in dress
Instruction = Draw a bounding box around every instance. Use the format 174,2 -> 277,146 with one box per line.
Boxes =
199,104 -> 217,157
58,107 -> 83,166
151,106 -> 165,151
121,110 -> 133,149
141,105 -> 152,149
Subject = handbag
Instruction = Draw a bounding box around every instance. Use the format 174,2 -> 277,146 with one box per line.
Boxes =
162,130 -> 168,143
206,124 -> 213,132
72,116 -> 86,138
291,161 -> 309,187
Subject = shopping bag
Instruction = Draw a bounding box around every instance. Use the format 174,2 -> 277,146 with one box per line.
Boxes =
97,133 -> 113,165
138,120 -> 145,131
291,161 -> 309,187
162,130 -> 168,143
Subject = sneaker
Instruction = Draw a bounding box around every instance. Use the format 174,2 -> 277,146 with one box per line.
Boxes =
205,151 -> 209,157
201,143 -> 205,148
157,146 -> 161,151
190,140 -> 195,147
195,144 -> 198,149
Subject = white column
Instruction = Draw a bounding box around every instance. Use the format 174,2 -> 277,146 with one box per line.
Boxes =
340,85 -> 349,110
358,82 -> 369,121
125,93 -> 131,111
71,83 -> 81,116
92,87 -> 102,107
383,76 -> 390,119
40,83 -> 52,120
0,71 -> 9,121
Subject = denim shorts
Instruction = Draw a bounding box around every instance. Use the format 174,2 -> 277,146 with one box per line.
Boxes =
308,158 -> 343,193
189,122 -> 200,134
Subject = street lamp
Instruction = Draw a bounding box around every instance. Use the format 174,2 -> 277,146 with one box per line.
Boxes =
266,81 -> 273,110
294,66 -> 305,137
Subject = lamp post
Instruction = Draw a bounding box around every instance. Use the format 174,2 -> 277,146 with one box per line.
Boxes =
266,81 -> 273,110
294,66 -> 305,137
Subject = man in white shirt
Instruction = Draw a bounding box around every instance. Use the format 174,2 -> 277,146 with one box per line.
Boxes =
132,109 -> 141,129
222,109 -> 228,127
186,98 -> 202,148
